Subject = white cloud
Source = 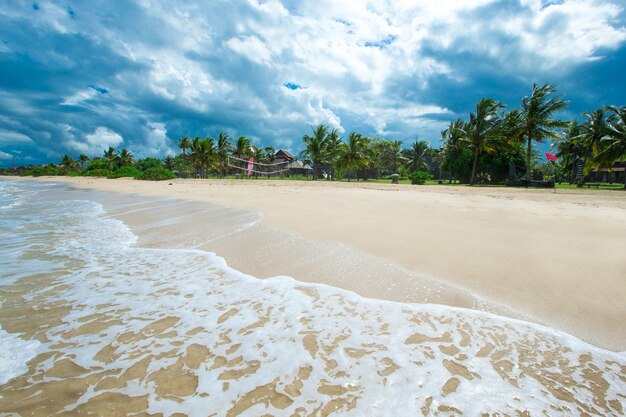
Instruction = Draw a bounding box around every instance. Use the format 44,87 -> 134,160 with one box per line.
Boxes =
0,130 -> 33,145
61,88 -> 98,106
84,127 -> 123,151
0,150 -> 13,160
225,36 -> 273,65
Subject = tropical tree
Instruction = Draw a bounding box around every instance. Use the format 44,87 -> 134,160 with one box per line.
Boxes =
190,137 -> 217,178
79,153 -> 89,169
597,106 -> 626,187
118,148 -> 134,167
464,98 -> 504,185
579,108 -> 610,172
403,140 -> 430,172
520,84 -> 569,182
103,146 -> 118,170
60,154 -> 77,170
233,136 -> 252,159
164,155 -> 175,171
440,119 -> 472,183
553,118 -> 583,183
371,139 -> 406,177
336,131 -> 370,181
179,136 -> 191,155
252,146 -> 267,164
302,124 -> 331,179
217,131 -> 233,177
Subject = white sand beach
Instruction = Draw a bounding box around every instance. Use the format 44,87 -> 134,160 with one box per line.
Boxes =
21,176 -> 626,351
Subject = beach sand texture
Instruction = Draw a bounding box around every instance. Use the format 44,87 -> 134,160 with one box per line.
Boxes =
59,176 -> 626,351
0,177 -> 625,417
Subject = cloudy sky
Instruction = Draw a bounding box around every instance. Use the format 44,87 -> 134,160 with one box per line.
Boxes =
0,0 -> 625,166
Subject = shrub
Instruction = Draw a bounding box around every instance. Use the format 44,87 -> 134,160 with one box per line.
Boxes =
397,165 -> 409,180
136,167 -> 176,181
30,166 -> 61,176
136,158 -> 163,171
108,166 -> 142,179
82,169 -> 112,177
409,170 -> 432,185
86,158 -> 109,171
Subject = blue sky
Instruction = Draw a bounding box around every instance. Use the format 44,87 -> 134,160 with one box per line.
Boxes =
0,0 -> 625,166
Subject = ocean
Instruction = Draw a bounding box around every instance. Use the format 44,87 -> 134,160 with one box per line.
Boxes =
0,179 -> 624,416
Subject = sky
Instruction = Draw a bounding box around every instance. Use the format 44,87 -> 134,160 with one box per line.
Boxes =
0,0 -> 625,166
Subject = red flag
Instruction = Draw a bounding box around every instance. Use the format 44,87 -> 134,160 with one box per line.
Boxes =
545,152 -> 558,162
247,157 -> 254,177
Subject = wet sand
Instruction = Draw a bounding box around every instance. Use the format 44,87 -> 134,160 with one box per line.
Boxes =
13,176 -> 626,351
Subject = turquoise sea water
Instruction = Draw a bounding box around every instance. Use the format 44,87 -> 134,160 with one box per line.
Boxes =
0,179 -> 624,416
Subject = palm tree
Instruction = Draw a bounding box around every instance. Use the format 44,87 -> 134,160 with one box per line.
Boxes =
579,109 -> 610,170
233,136 -> 252,159
337,131 -> 370,181
60,154 -> 77,170
164,155 -> 175,171
252,147 -> 267,163
597,106 -> 626,188
217,131 -> 233,177
465,98 -> 504,185
264,146 -> 276,163
553,119 -> 583,183
440,119 -> 470,183
376,140 -> 406,175
79,153 -> 89,170
190,137 -> 217,178
403,140 -> 430,172
302,124 -> 330,180
520,83 -> 569,182
179,136 -> 191,155
103,146 -> 118,170
325,129 -> 342,180
118,148 -> 134,167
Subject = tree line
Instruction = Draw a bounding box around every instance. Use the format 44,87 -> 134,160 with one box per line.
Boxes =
438,83 -> 625,187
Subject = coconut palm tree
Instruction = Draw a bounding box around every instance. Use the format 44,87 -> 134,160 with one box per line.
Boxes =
79,153 -> 89,170
302,124 -> 331,180
217,131 -> 233,177
60,154 -> 77,170
403,140 -> 430,172
179,136 -> 191,155
553,118 -> 583,183
103,146 -> 118,170
597,106 -> 626,188
233,136 -> 252,159
190,137 -> 217,178
118,148 -> 134,167
163,155 -> 175,171
337,131 -> 370,181
579,109 -> 610,170
520,84 -> 569,182
439,119 -> 474,183
264,146 -> 276,163
465,98 -> 504,185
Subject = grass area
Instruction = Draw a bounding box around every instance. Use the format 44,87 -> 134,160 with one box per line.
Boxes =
554,182 -> 625,191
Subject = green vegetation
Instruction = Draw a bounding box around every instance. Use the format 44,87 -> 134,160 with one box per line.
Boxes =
4,84 -> 623,189
108,166 -> 142,179
136,167 -> 176,181
409,171 -> 432,185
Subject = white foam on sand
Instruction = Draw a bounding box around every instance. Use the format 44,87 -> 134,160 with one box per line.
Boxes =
0,326 -> 40,385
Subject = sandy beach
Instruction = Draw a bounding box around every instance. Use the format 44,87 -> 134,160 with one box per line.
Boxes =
16,176 -> 626,351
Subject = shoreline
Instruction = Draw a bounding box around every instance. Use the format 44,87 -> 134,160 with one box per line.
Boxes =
8,175 -> 626,351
